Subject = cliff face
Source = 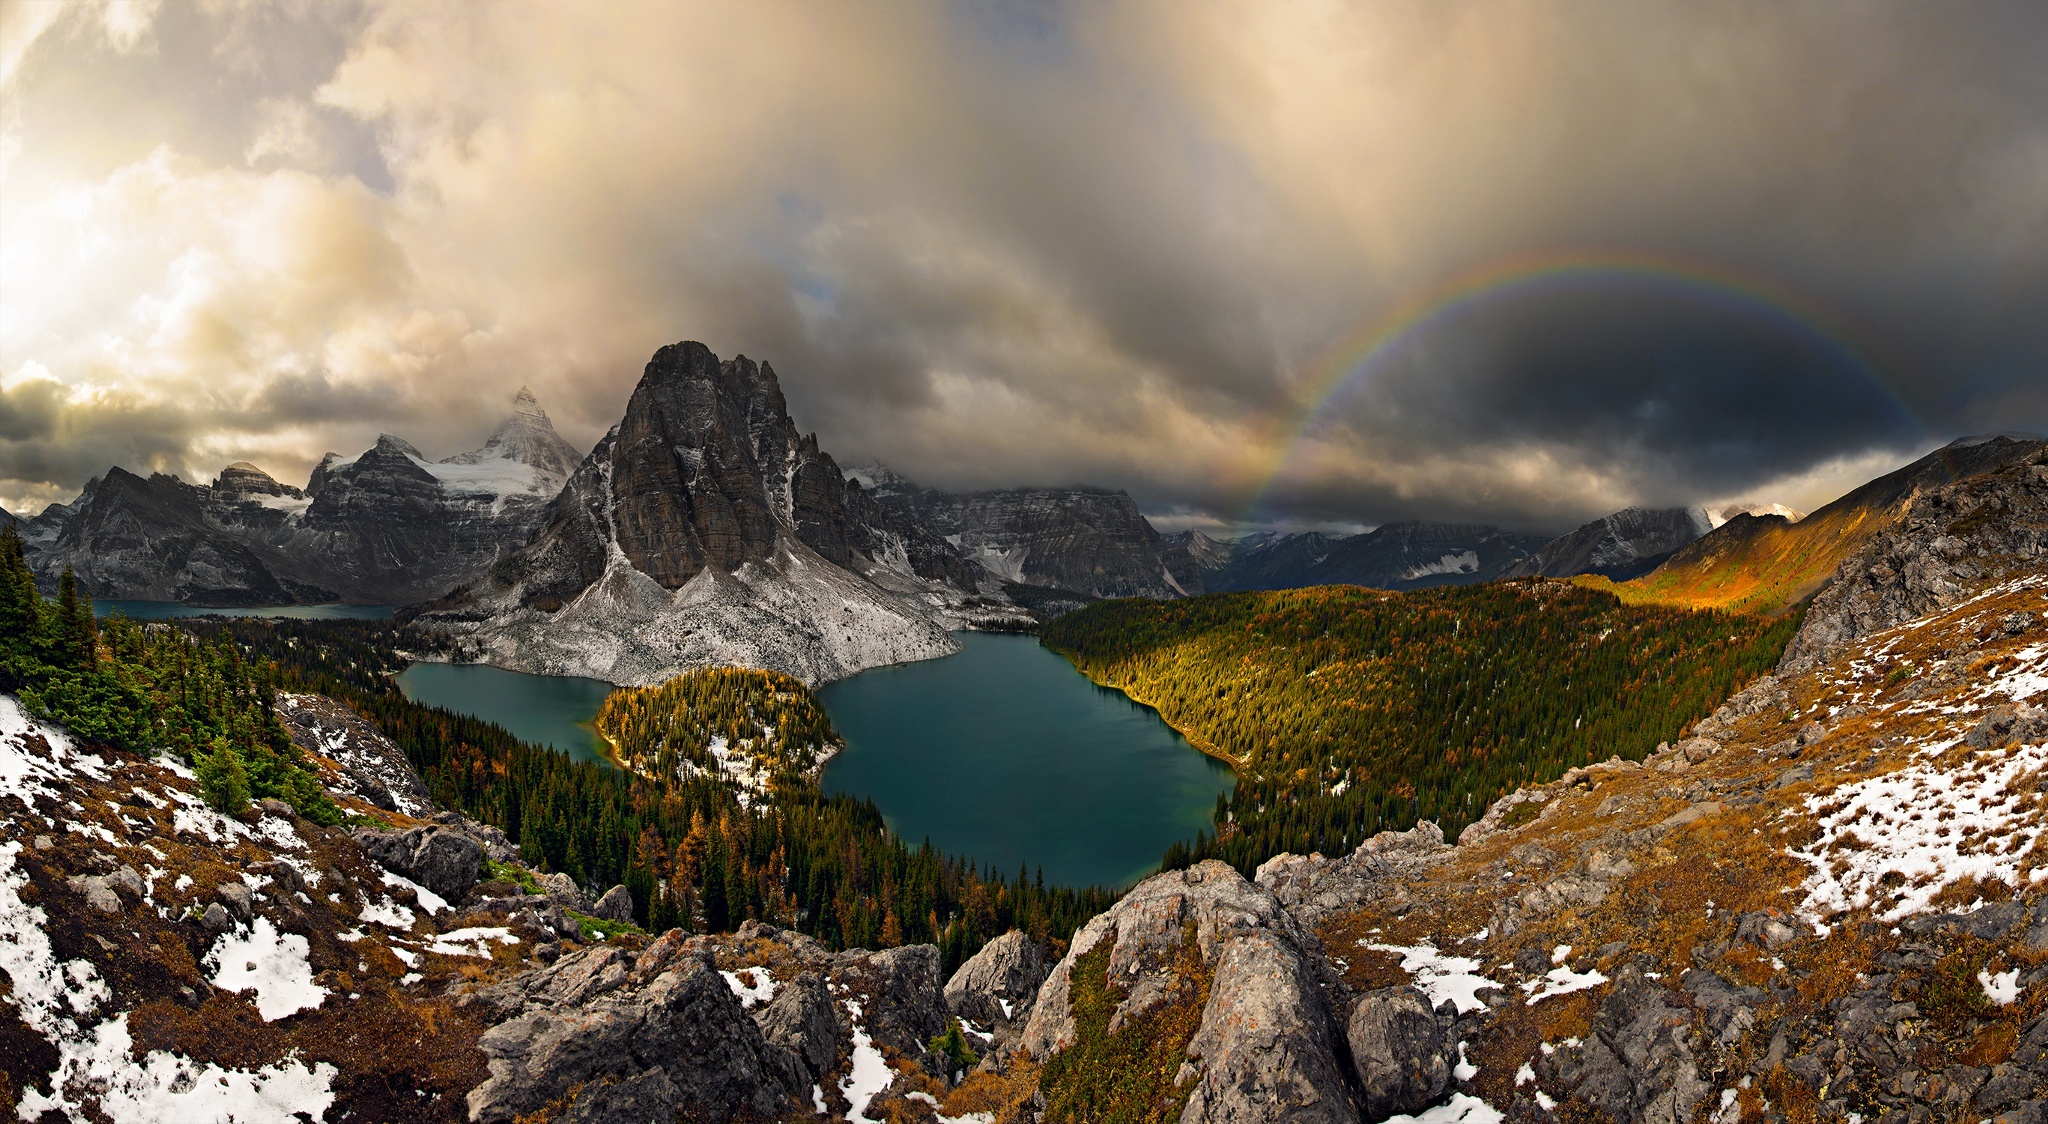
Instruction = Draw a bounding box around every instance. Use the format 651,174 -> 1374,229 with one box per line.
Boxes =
415,343 -> 1010,686
25,391 -> 586,606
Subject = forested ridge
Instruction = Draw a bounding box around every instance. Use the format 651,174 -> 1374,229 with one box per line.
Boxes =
195,618 -> 1116,970
594,667 -> 838,789
1040,580 -> 1799,875
0,526 -> 339,824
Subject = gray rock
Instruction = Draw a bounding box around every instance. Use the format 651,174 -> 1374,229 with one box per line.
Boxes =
431,810 -> 522,863
1346,986 -> 1453,1119
1677,737 -> 1721,763
67,875 -> 119,914
199,902 -> 233,933
752,972 -> 839,1084
216,881 -> 253,922
1022,860 -> 1356,1123
536,872 -> 591,913
467,953 -> 803,1123
945,930 -> 1049,1035
1258,821 -> 1450,925
1775,764 -> 1814,789
1981,1066 -> 2040,1114
588,884 -> 635,925
2006,611 -> 2038,635
1734,910 -> 1802,950
1546,972 -> 1711,1124
106,865 -> 144,898
849,943 -> 950,1057
352,824 -> 483,902
561,1068 -> 680,1124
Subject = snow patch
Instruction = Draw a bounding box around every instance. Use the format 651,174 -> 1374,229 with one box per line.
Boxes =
1381,1092 -> 1506,1124
1367,943 -> 1502,1013
721,965 -> 778,1009
839,998 -> 893,1123
205,916 -> 327,1021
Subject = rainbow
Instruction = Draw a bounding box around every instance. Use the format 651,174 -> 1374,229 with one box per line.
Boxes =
1231,246 -> 1915,529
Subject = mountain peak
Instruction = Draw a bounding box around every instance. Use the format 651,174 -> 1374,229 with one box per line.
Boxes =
441,388 -> 582,480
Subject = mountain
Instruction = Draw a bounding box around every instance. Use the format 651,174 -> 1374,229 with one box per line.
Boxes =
1704,500 -> 1804,527
1500,505 -> 1714,581
1300,520 -> 1548,589
21,389 -> 586,606
1613,434 -> 2045,613
849,467 -> 1202,600
413,342 -> 1015,686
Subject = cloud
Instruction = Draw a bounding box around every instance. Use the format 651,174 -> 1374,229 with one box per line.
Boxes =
3,0 -> 2046,525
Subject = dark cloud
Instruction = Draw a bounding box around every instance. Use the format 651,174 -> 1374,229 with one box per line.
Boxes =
4,0 -> 2047,526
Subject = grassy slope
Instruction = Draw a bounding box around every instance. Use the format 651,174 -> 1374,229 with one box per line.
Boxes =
1597,436 -> 2043,615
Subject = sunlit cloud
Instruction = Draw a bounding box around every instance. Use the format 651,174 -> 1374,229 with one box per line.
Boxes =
2,0 -> 2044,522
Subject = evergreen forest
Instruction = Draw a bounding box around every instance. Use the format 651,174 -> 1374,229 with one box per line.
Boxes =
1039,580 -> 1800,875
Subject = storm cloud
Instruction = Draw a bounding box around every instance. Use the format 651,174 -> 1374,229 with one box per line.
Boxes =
2,0 -> 2045,529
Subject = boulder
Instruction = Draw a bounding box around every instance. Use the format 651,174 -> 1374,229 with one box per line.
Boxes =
751,972 -> 839,1085
560,1068 -> 681,1124
1544,971 -> 1712,1124
944,930 -> 1050,1034
1021,860 -> 1356,1123
352,824 -> 483,902
1346,986 -> 1455,1120
589,885 -> 636,924
1258,821 -> 1449,925
536,871 -> 592,913
467,951 -> 804,1123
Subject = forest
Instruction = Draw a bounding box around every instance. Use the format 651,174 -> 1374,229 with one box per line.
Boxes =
594,667 -> 840,793
1039,579 -> 1800,875
0,526 -> 338,825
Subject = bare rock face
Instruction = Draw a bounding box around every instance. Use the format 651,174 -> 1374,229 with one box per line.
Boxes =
1347,986 -> 1456,1120
1782,444 -> 2048,672
1256,821 -> 1452,926
1019,860 -> 1358,1123
944,929 -> 1049,1045
589,885 -> 636,924
351,824 -> 483,902
865,476 -> 1203,598
1537,969 -> 1714,1124
466,943 -> 806,1123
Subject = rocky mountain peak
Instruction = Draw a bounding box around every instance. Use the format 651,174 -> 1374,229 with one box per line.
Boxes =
213,461 -> 298,498
444,387 -> 583,482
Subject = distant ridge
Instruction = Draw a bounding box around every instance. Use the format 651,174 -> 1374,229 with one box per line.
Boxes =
1595,434 -> 2046,614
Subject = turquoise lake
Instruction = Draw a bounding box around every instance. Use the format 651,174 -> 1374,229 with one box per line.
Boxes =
385,634 -> 1235,889
818,632 -> 1235,890
92,600 -> 396,621
394,662 -> 616,764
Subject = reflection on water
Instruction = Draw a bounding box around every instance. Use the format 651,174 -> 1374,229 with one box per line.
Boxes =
818,632 -> 1235,890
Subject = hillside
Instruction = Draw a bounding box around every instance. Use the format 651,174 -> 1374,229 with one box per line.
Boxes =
1039,582 -> 1798,872
1600,434 -> 2043,614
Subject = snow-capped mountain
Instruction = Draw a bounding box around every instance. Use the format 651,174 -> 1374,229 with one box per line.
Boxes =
848,468 -> 1203,599
414,343 -> 1017,686
1502,505 -> 1716,581
21,389 -> 586,605
1703,500 -> 1804,528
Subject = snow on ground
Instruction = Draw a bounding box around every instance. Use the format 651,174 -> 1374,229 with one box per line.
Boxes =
1366,942 -> 1502,1013
2,704 -> 335,1113
427,926 -> 521,958
1789,736 -> 2048,922
381,868 -> 450,913
839,998 -> 894,1124
1523,964 -> 1610,1005
206,916 -> 328,1021
721,965 -> 778,1009
1981,967 -> 2023,1006
1380,1093 -> 1506,1124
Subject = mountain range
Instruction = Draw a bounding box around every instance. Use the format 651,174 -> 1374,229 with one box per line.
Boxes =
9,338 -> 2037,689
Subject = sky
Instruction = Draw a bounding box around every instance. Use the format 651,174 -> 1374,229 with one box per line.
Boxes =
2,0 -> 2045,535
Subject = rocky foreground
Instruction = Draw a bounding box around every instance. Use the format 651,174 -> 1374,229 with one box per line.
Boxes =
2,453 -> 2047,1123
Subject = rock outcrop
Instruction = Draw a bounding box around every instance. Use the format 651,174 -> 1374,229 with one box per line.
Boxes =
1020,860 -> 1360,1122
352,824 -> 485,902
1781,445 -> 2048,670
943,929 -> 1049,1051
